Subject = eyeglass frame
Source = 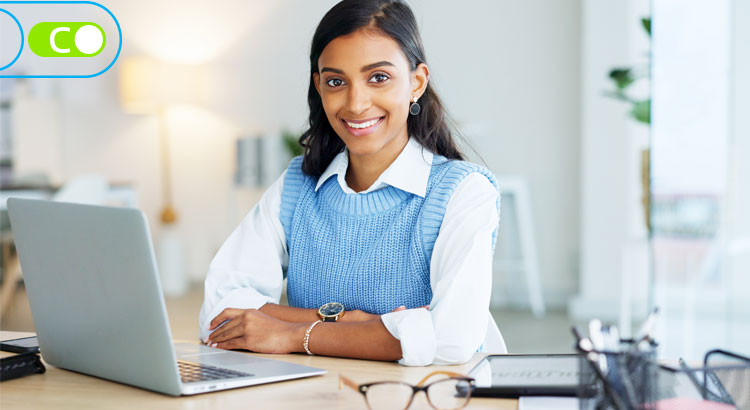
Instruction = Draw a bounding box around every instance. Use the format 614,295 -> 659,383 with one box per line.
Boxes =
339,370 -> 476,410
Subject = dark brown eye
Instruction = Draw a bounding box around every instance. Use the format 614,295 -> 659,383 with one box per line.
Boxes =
369,73 -> 390,83
326,78 -> 344,87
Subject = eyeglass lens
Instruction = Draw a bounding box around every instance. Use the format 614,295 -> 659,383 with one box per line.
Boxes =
364,383 -> 414,410
425,378 -> 472,410
363,378 -> 472,410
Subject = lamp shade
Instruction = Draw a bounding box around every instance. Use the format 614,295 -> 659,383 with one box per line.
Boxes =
119,57 -> 211,113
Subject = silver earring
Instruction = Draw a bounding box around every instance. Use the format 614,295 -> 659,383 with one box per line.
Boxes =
409,96 -> 421,115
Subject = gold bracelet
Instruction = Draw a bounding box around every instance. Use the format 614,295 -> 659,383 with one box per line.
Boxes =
303,320 -> 322,355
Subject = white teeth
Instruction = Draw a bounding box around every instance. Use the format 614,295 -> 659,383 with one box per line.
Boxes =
346,118 -> 379,129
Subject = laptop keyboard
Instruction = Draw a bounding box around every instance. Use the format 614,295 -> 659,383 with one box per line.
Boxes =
178,360 -> 253,383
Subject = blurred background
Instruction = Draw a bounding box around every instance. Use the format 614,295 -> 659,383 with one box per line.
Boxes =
0,0 -> 748,361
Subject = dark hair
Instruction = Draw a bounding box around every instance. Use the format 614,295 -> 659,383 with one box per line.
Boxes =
299,0 -> 465,176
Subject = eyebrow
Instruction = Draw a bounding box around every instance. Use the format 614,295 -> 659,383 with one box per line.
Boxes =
320,61 -> 395,74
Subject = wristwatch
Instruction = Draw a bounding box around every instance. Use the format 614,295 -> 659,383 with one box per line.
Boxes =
317,302 -> 345,322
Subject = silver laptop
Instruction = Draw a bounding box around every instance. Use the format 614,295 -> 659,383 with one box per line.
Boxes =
7,198 -> 326,396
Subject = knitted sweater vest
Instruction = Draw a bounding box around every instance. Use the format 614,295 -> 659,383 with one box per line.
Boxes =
280,154 -> 499,314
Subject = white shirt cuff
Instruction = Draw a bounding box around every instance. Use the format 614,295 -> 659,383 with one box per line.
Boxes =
381,309 -> 436,366
198,287 -> 274,343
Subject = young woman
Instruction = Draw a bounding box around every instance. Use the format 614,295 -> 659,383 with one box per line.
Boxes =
199,0 -> 506,366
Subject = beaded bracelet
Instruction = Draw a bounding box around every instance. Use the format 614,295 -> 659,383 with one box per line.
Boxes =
304,320 -> 322,355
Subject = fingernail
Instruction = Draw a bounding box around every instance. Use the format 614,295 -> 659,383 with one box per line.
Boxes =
211,343 -> 217,348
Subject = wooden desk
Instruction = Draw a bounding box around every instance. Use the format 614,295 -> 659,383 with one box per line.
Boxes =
0,331 -> 517,410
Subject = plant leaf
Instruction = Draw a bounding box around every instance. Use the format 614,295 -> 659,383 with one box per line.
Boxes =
609,68 -> 634,90
282,130 -> 304,157
641,17 -> 651,37
631,99 -> 651,124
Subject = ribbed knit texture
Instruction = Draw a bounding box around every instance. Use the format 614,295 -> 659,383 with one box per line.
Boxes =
280,155 -> 499,314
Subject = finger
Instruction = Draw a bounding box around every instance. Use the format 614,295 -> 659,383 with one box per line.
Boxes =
210,322 -> 247,344
209,315 -> 244,342
420,305 -> 429,310
208,319 -> 230,336
210,308 -> 243,330
214,337 -> 245,351
391,305 -> 406,312
209,308 -> 242,330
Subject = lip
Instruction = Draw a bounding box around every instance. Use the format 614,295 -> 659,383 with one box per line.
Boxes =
341,116 -> 385,137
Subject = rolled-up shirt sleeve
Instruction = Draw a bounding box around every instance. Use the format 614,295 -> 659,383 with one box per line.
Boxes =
380,173 -> 499,366
198,171 -> 288,342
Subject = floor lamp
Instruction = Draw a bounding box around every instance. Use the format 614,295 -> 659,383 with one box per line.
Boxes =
119,57 -> 208,295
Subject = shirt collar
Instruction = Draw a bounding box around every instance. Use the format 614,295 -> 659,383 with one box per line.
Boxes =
314,138 -> 433,198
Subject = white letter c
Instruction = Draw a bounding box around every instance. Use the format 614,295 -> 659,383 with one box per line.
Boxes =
50,27 -> 71,53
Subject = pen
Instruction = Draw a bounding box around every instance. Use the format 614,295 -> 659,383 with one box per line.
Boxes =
589,319 -> 608,373
571,325 -> 584,344
607,325 -> 620,352
635,307 -> 659,349
571,326 -> 594,352
574,336 -> 627,410
572,325 -> 630,410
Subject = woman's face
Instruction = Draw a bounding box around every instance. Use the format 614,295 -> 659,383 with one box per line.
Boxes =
314,29 -> 428,162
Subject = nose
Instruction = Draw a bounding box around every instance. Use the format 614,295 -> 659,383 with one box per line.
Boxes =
345,82 -> 371,115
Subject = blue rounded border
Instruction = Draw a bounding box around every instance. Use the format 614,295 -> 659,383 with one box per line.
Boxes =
0,0 -> 122,78
0,8 -> 24,70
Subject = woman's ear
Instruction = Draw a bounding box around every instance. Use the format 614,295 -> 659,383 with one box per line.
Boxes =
411,63 -> 429,99
313,72 -> 321,95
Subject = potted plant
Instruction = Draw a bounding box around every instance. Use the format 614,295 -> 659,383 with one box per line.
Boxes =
605,17 -> 652,232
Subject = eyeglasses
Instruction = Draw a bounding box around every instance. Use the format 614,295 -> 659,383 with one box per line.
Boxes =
339,371 -> 476,410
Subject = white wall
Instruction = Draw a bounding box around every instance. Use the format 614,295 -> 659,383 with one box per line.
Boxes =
8,0 -> 583,304
571,0 -> 651,323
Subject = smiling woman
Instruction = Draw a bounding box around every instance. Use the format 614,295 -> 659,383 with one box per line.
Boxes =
199,0 -> 506,366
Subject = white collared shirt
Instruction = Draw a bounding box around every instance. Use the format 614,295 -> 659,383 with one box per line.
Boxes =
199,138 -> 506,365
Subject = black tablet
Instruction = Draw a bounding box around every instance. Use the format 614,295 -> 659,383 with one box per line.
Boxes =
0,336 -> 40,354
467,354 -> 580,397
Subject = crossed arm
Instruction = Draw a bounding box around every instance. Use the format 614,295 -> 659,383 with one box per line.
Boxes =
199,172 -> 498,364
204,304 -> 406,361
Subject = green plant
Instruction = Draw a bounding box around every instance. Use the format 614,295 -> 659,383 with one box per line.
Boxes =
605,17 -> 651,125
282,129 -> 304,158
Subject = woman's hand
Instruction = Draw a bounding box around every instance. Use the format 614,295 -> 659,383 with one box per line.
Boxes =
205,305 -> 428,353
207,308 -> 306,354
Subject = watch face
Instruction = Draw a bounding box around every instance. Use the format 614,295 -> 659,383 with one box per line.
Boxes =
319,302 -> 345,317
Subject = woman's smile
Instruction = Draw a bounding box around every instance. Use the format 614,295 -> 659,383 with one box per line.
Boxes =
342,116 -> 385,136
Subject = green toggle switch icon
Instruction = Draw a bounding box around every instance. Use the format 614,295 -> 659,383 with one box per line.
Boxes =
28,22 -> 106,57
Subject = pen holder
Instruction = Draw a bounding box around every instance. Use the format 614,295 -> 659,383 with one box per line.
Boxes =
578,340 -> 658,410
658,349 -> 750,409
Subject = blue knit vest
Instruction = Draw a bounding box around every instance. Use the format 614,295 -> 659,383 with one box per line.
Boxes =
279,154 -> 499,314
